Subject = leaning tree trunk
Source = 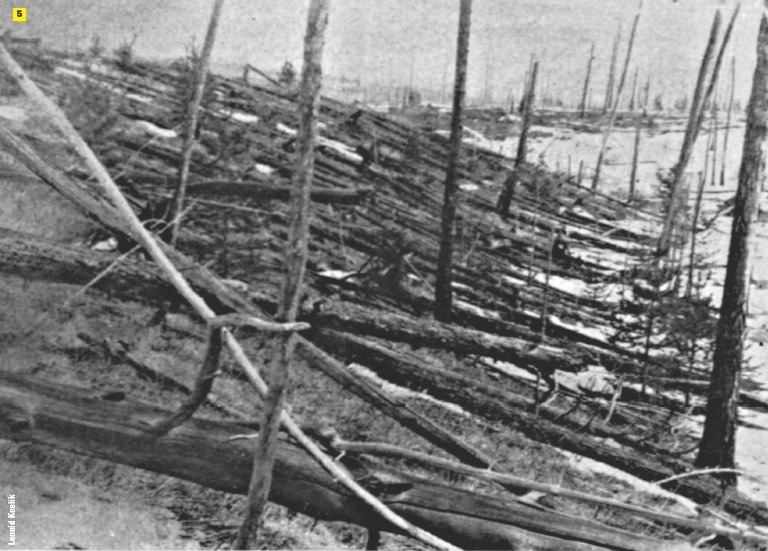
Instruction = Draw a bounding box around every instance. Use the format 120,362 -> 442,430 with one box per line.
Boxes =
434,0 -> 472,321
658,6 -> 739,255
496,60 -> 537,215
579,42 -> 595,118
234,0 -> 330,548
695,10 -> 768,489
592,4 -> 641,190
720,56 -> 736,187
603,25 -> 621,115
166,0 -> 225,246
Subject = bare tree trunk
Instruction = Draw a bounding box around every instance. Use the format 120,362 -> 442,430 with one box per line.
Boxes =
658,5 -> 739,255
579,42 -> 595,118
603,25 -> 621,115
592,4 -> 642,190
695,9 -> 768,490
234,0 -> 330,547
687,116 -> 714,298
166,0 -> 225,246
629,67 -> 639,112
496,61 -> 537,215
642,75 -> 651,114
710,88 -> 720,189
720,56 -> 736,187
434,0 -> 473,321
628,120 -> 641,203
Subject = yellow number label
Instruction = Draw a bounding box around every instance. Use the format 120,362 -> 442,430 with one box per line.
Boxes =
13,8 -> 27,22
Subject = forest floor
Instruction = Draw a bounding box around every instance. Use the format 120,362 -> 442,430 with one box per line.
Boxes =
1,47 -> 767,550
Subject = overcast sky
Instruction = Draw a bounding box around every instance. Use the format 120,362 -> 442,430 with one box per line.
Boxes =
4,0 -> 759,105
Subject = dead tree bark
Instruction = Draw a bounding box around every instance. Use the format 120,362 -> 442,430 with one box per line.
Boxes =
710,89 -> 720,189
603,25 -> 621,115
687,116 -> 715,298
188,181 -> 374,204
658,6 -> 739,255
434,0 -> 472,321
496,61 -> 537,215
2,229 -> 767,524
629,67 -> 639,112
695,9 -> 768,489
234,1 -> 330,547
628,119 -> 642,203
592,4 -> 641,190
642,75 -> 651,114
720,56 -> 736,187
0,372 -> 679,551
166,0 -> 225,246
579,42 -> 595,118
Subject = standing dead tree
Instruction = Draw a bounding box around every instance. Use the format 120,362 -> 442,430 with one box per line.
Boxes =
435,0 -> 473,321
592,2 -> 642,190
720,56 -> 736,187
695,6 -> 768,490
497,60 -> 537,215
233,1 -> 329,546
628,119 -> 642,203
657,5 -> 740,256
0,38 -> 460,551
629,66 -> 639,112
603,25 -> 621,115
579,42 -> 595,118
166,0 -> 225,246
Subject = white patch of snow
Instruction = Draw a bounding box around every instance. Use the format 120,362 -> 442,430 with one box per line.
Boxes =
348,363 -> 468,416
125,93 -> 152,104
231,111 -> 260,124
135,120 -> 177,139
221,279 -> 249,293
276,122 -> 296,136
459,181 -> 479,191
456,300 -> 501,320
54,66 -> 87,80
253,163 -> 275,175
90,237 -> 118,252
502,274 -> 527,287
318,269 -> 355,280
549,315 -> 611,342
318,137 -> 363,163
0,105 -> 26,122
533,272 -> 589,296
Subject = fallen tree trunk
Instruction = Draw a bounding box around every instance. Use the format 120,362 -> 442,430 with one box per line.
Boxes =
188,181 -> 374,205
1,228 -> 767,525
306,301 -> 591,373
0,372 -> 665,551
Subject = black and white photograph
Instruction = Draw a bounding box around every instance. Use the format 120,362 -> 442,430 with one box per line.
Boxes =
0,1 -> 767,549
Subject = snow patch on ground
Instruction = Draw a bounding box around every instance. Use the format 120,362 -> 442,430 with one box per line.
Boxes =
318,137 -> 363,163
318,269 -> 355,280
347,363 -> 469,417
135,120 -> 177,139
231,111 -> 260,124
125,92 -> 152,104
0,105 -> 26,122
276,122 -> 296,136
253,163 -> 275,174
456,300 -> 501,319
533,272 -> 589,296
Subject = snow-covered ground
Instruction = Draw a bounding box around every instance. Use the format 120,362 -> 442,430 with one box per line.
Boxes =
470,117 -> 767,502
